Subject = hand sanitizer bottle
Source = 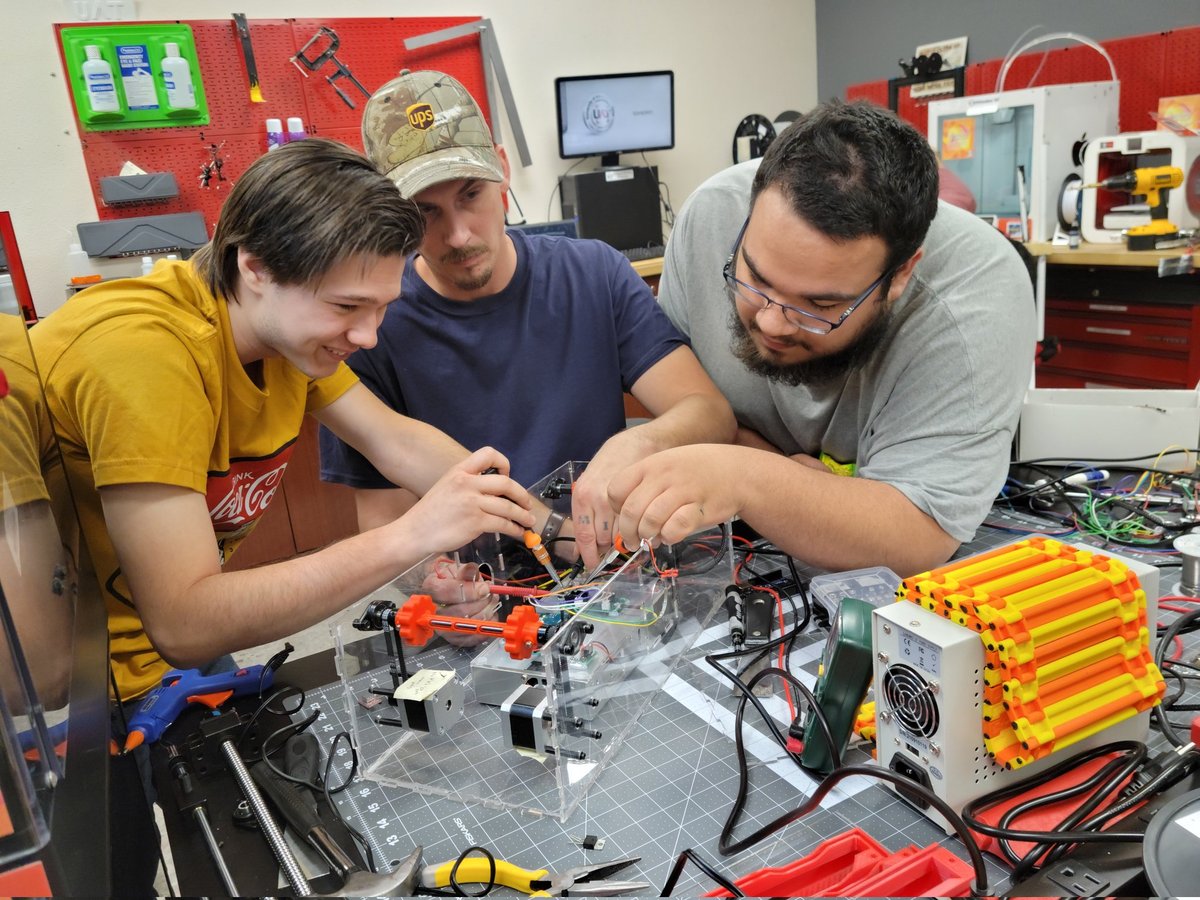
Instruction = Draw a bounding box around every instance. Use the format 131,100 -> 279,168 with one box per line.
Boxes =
160,43 -> 196,110
82,45 -> 120,113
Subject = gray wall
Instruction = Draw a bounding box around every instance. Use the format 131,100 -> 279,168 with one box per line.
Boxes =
816,1 -> 1199,102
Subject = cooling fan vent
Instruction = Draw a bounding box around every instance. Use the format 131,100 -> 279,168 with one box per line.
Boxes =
882,663 -> 940,737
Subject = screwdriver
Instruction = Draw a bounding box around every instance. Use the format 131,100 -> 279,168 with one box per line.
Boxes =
524,529 -> 564,588
480,465 -> 564,588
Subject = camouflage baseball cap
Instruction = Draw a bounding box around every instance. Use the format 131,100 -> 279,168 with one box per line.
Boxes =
362,69 -> 504,198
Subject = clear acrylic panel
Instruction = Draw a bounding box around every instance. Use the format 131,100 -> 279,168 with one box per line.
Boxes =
331,462 -> 730,820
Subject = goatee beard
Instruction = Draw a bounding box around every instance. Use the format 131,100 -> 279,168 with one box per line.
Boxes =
728,302 -> 893,387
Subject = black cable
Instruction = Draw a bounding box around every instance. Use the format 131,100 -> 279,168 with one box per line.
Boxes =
705,624 -> 824,752
961,740 -> 1148,878
235,684 -> 306,750
718,761 -> 990,896
1155,606 -> 1200,745
323,730 -> 376,874
717,667 -> 839,859
1007,746 -> 1146,880
258,708 -> 321,786
448,845 -> 496,897
661,847 -> 743,897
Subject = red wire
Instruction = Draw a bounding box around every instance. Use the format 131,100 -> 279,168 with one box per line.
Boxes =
746,583 -> 794,719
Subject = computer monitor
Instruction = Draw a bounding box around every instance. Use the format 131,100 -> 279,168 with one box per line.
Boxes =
556,71 -> 674,168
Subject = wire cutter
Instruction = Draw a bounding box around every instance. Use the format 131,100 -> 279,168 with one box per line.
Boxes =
419,855 -> 647,896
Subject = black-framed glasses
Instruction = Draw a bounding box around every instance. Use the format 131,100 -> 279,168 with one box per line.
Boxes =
722,218 -> 893,336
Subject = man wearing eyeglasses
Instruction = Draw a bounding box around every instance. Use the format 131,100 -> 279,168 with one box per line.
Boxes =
609,100 -> 1035,576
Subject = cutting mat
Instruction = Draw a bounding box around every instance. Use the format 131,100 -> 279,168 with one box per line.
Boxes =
300,520 -> 1178,895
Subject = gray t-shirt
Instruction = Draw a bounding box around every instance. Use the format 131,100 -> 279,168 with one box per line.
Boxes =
658,160 -> 1035,542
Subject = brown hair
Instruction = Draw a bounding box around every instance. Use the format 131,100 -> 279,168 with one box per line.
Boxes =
192,138 -> 423,300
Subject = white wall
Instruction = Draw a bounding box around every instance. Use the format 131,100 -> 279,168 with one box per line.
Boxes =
3,1 -> 817,315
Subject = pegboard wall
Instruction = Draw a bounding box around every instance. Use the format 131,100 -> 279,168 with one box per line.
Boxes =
847,25 -> 1200,138
54,17 -> 489,234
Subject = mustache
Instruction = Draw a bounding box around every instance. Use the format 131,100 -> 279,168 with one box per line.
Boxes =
441,245 -> 488,264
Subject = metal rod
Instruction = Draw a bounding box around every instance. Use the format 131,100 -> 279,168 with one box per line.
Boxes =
220,739 -> 312,896
192,806 -> 239,896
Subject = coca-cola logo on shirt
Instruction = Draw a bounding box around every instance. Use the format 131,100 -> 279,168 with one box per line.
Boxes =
206,447 -> 295,532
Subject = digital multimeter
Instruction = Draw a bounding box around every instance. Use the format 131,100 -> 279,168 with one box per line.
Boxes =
800,596 -> 874,774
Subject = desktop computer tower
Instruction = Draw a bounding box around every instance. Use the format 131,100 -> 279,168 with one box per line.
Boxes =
559,166 -> 662,252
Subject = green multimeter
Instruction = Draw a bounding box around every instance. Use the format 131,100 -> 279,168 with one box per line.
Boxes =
800,596 -> 875,774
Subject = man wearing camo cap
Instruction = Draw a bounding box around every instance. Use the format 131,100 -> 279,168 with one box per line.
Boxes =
321,69 -> 735,572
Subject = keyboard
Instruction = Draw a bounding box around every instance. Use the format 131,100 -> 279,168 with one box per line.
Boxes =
619,245 -> 665,261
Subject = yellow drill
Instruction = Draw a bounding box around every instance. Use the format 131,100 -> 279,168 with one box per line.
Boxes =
1086,165 -> 1184,250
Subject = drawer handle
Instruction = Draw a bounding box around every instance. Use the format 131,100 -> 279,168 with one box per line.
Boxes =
1085,326 -> 1132,336
1087,303 -> 1128,312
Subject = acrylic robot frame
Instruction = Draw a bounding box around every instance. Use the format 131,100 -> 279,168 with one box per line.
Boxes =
332,461 -> 731,820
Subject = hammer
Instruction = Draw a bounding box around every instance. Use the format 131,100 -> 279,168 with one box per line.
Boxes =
316,845 -> 424,897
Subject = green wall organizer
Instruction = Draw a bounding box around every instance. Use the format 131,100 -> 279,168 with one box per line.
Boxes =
60,24 -> 209,131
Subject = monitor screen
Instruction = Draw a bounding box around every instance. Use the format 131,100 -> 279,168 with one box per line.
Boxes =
556,71 -> 674,164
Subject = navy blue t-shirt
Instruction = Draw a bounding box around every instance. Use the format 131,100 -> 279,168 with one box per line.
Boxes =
319,230 -> 685,488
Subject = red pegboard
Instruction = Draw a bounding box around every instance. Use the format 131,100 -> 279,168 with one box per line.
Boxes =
55,17 -> 488,237
846,25 -> 1200,138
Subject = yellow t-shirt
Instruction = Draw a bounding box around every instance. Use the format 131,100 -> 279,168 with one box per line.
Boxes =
31,261 -> 358,701
0,313 -> 56,509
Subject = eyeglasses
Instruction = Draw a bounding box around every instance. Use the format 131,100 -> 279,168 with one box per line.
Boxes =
722,218 -> 892,336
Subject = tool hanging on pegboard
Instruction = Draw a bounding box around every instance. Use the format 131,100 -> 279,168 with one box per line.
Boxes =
290,26 -> 370,109
231,14 -> 264,103
199,141 -> 226,189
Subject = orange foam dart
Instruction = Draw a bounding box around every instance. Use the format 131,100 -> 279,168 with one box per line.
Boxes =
1006,648 -> 1134,713
1017,580 -> 1140,631
1038,682 -> 1155,746
975,559 -> 1084,605
1022,598 -> 1137,649
920,541 -> 1044,584
1001,568 -> 1108,619
1016,675 -> 1151,750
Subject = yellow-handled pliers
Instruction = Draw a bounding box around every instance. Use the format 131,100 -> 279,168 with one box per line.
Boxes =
420,854 -> 646,896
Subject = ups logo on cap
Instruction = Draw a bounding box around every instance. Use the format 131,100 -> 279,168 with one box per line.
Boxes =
406,102 -> 435,131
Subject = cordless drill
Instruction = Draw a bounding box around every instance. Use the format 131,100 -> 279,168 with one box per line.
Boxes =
1087,165 -> 1184,250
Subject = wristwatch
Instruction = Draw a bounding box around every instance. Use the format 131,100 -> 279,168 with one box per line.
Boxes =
540,509 -> 566,546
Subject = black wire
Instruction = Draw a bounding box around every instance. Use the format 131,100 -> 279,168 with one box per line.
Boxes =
717,666 -> 839,859
1155,606 -> 1200,745
661,847 -> 743,897
235,684 -> 306,750
323,730 -> 375,874
1007,747 -> 1145,880
258,709 -> 321,786
960,740 -> 1148,878
448,845 -> 496,897
705,623 -> 824,752
718,762 -> 990,896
